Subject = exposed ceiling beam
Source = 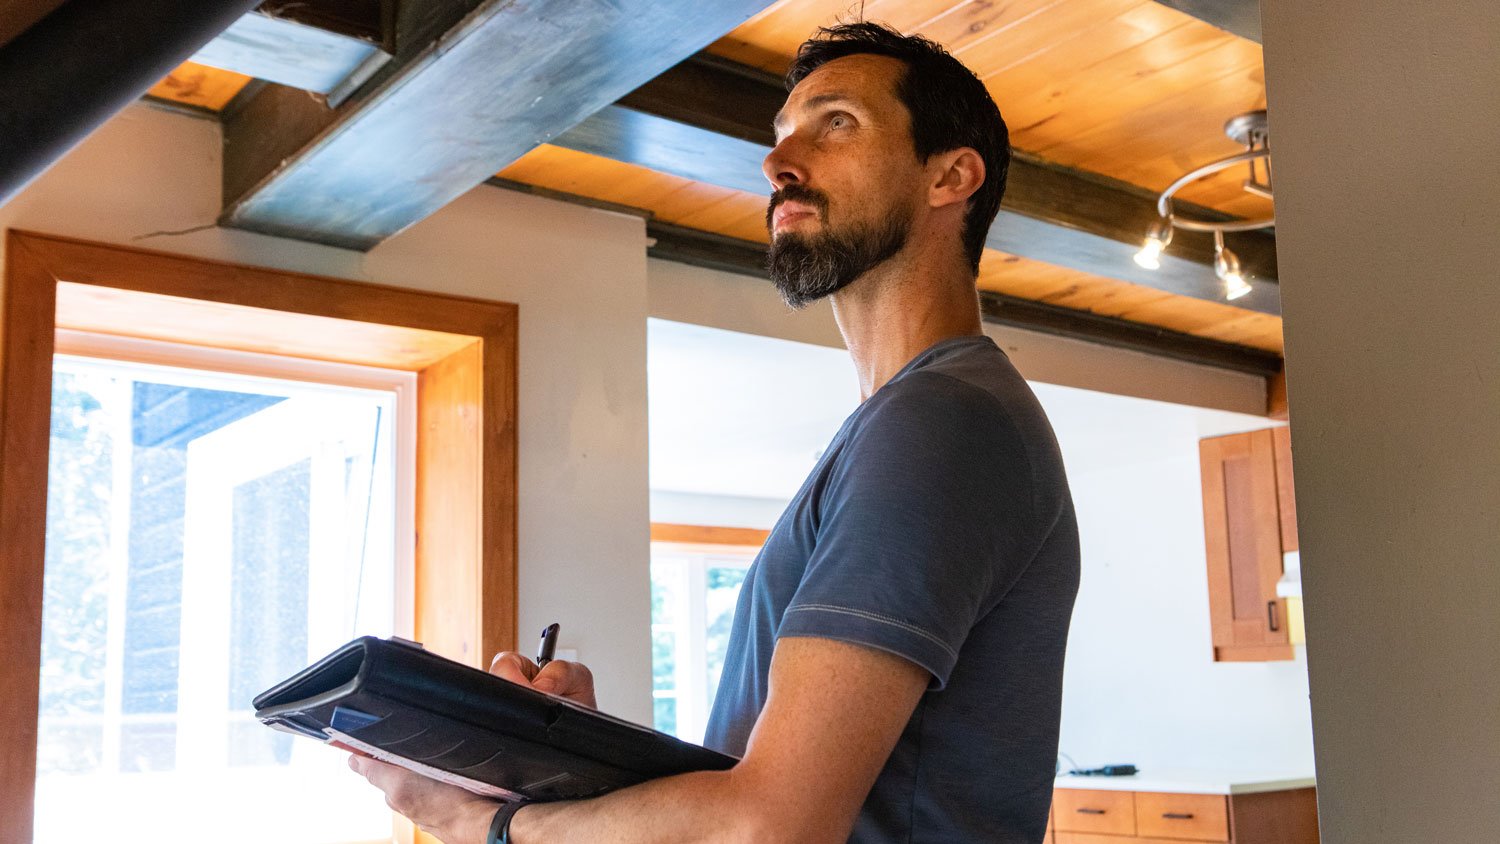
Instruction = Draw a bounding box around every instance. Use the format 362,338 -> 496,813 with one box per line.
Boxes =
1152,0 -> 1262,43
553,54 -> 1282,316
0,0 -> 264,207
643,219 -> 1283,377
187,7 -> 389,102
219,0 -> 778,250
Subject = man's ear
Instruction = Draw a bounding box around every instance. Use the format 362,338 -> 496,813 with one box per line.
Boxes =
928,147 -> 985,210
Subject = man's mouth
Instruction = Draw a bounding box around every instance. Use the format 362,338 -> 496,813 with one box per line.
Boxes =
771,200 -> 819,232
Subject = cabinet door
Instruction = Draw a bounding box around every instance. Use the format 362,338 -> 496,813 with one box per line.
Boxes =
1200,431 -> 1292,661
1272,427 -> 1298,553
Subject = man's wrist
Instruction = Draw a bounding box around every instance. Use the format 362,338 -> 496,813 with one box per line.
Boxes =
483,800 -> 531,844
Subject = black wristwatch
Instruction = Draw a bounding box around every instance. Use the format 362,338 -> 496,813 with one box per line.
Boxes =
485,800 -> 530,844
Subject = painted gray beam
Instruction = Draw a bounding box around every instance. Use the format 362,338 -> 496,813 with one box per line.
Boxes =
553,55 -> 1282,316
1152,0 -> 1262,42
643,219 -> 1282,376
220,0 -> 777,250
189,10 -> 388,97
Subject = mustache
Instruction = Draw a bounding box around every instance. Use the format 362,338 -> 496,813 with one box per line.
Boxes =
766,184 -> 830,227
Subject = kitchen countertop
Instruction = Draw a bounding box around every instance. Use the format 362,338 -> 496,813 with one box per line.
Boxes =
1054,769 -> 1316,796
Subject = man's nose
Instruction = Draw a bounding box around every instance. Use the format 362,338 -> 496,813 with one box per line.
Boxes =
762,134 -> 808,190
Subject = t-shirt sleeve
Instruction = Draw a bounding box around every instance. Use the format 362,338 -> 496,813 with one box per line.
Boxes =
777,372 -> 1041,688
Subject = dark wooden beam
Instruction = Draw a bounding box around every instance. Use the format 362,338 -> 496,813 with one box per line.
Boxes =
553,54 -> 1281,316
1152,0 -> 1262,43
642,219 -> 1283,377
0,0 -> 264,207
219,0 -> 778,250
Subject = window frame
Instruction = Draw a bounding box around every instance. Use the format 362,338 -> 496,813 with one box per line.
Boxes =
647,523 -> 767,743
0,230 -> 519,842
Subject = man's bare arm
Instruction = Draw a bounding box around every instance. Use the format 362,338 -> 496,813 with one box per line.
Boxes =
506,636 -> 929,843
353,636 -> 929,843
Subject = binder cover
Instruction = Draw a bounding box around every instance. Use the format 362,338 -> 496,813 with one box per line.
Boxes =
253,636 -> 738,802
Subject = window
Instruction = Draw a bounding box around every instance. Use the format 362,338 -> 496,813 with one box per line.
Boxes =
648,525 -> 766,743
37,340 -> 411,843
0,231 -> 518,842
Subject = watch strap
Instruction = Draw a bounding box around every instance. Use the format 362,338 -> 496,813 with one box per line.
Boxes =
485,800 -> 530,844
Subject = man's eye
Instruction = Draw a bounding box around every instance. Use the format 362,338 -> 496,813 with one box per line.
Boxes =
829,114 -> 849,130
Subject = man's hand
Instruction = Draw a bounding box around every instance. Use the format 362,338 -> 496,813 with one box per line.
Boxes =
347,650 -> 597,840
347,754 -> 498,844
489,651 -> 597,708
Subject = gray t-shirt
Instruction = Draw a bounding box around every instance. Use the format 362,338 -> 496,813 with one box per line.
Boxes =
703,335 -> 1080,843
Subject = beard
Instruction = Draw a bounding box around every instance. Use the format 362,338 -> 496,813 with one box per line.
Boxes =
765,185 -> 913,309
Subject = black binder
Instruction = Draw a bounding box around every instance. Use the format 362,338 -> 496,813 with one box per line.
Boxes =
253,636 -> 738,802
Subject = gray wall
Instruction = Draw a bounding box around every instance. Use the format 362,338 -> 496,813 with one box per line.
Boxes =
1260,1 -> 1500,839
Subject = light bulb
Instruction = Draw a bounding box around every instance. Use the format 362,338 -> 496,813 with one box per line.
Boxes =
1224,272 -> 1252,300
1133,241 -> 1163,270
1134,218 -> 1173,270
1213,234 -> 1251,301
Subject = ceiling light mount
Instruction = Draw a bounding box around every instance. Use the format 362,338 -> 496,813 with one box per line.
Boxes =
1134,109 -> 1275,300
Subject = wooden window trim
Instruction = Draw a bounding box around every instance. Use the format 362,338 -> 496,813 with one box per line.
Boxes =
0,230 -> 518,841
650,522 -> 770,550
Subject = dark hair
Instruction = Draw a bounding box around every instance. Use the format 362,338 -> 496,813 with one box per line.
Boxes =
786,22 -> 1010,275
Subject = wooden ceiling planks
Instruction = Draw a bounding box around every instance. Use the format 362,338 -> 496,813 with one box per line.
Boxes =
146,61 -> 254,111
499,144 -> 1282,354
706,0 -> 1270,218
131,0 -> 1283,356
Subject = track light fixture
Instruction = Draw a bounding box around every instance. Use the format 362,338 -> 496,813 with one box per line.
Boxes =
1133,110 -> 1274,302
1134,217 -> 1174,270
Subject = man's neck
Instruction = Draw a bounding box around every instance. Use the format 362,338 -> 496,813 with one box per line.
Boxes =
831,245 -> 984,400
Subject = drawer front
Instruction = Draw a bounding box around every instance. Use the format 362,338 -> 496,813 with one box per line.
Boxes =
1053,789 -> 1137,835
1134,792 -> 1230,841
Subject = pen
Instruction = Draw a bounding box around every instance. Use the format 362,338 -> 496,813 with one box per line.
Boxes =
536,622 -> 560,668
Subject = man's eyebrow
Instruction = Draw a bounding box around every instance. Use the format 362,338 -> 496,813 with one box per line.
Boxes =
772,92 -> 861,134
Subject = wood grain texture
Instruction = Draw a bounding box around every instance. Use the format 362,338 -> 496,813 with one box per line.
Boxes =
651,523 -> 771,547
55,282 -> 478,371
1272,426 -> 1298,553
1135,791 -> 1230,841
414,342 -> 484,665
1267,368 -> 1288,420
1200,430 -> 1293,662
1228,787 -> 1320,844
0,231 -> 519,837
501,145 -> 1284,354
0,233 -> 62,844
147,60 -> 255,111
1052,788 -> 1137,835
707,0 -> 1270,218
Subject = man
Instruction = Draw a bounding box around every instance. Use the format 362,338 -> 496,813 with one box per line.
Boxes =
351,22 -> 1079,843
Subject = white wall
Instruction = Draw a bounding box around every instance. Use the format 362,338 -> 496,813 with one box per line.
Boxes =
1049,388 -> 1314,774
0,103 -> 656,724
1261,1 -> 1500,839
645,318 -> 1316,774
648,257 -> 1270,416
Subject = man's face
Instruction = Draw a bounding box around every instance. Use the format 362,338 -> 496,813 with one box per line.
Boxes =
764,54 -> 927,308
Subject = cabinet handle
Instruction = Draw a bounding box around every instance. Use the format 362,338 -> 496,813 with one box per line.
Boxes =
1075,808 -> 1107,815
1163,812 -> 1196,820
1268,600 -> 1280,631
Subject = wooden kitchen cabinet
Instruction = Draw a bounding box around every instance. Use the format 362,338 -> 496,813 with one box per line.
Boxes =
1052,787 -> 1318,844
1199,429 -> 1294,662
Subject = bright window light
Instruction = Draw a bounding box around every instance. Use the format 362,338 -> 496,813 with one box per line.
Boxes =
36,354 -> 402,844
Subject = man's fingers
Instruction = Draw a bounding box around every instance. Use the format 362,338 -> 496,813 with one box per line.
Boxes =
488,651 -> 538,685
532,660 -> 591,695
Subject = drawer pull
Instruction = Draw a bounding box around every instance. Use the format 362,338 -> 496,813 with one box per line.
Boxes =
1075,808 -> 1107,815
1162,812 -> 1196,820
